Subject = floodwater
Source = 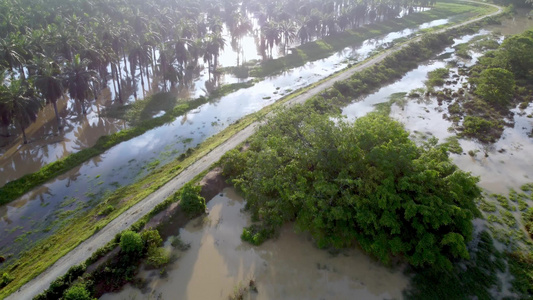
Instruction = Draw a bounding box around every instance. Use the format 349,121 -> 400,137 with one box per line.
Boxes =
0,18 -> 451,259
341,26 -> 533,195
0,9 -> 431,187
100,188 -> 409,300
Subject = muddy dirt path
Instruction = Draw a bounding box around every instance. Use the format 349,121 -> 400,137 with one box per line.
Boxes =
6,2 -> 502,299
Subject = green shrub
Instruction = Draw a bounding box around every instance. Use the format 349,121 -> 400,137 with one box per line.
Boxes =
462,116 -> 497,142
241,225 -> 273,246
141,229 -> 163,250
0,273 -> 13,288
119,230 -> 144,256
98,205 -> 114,216
63,283 -> 94,300
146,247 -> 170,268
475,68 -> 515,106
426,68 -> 449,87
180,183 -> 206,218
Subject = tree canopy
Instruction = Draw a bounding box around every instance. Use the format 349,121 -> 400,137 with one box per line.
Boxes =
223,107 -> 481,270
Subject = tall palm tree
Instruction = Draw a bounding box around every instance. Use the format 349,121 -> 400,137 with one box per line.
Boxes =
206,33 -> 226,73
33,59 -> 64,130
0,79 -> 43,144
279,21 -> 297,54
261,22 -> 280,58
63,54 -> 99,115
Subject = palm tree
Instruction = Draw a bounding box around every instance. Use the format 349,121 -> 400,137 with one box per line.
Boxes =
262,22 -> 280,58
205,33 -> 226,74
0,35 -> 26,77
279,21 -> 297,54
33,59 -> 64,130
63,54 -> 99,115
0,79 -> 43,144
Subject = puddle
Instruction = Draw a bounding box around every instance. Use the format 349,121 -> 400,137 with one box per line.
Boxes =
100,188 -> 409,300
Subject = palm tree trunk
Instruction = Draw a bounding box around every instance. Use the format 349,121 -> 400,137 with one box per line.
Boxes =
111,63 -> 118,99
81,100 -> 87,115
52,100 -> 61,131
130,62 -> 137,99
114,63 -> 123,103
139,64 -> 145,97
145,63 -> 150,91
123,49 -> 129,77
152,48 -> 157,73
20,122 -> 27,144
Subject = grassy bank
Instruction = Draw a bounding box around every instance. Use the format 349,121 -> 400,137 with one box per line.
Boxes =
226,0 -> 496,78
0,3 -> 503,297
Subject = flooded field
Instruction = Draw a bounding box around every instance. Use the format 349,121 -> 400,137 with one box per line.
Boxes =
0,10 -> 434,187
0,18 -> 452,259
100,188 -> 409,300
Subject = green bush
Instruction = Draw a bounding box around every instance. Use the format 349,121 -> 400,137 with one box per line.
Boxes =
146,247 -> 170,268
141,229 -> 163,250
119,230 -> 144,256
0,273 -> 13,288
475,68 -> 515,106
426,68 -> 449,88
98,205 -> 114,216
462,116 -> 497,142
180,183 -> 206,218
63,283 -> 94,300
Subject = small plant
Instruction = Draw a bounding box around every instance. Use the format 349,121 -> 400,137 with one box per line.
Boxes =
141,229 -> 163,250
146,247 -> 170,268
99,205 -> 114,216
63,283 -> 94,300
0,273 -> 13,288
170,235 -> 191,251
180,183 -> 206,218
229,282 -> 247,300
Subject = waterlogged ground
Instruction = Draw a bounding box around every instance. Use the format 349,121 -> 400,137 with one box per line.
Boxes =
0,10 -> 435,187
100,188 -> 409,300
0,18 -> 452,260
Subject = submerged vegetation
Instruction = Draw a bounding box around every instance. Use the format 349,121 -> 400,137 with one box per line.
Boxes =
443,29 -> 533,143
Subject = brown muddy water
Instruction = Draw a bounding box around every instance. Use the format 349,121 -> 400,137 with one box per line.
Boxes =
100,188 -> 409,300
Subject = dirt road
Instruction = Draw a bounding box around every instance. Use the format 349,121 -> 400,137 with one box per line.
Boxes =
6,2 -> 502,299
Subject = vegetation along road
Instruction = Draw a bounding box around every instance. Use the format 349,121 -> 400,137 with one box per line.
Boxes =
6,1 -> 502,299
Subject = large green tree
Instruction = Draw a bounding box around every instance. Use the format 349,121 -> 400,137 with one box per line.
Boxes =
224,108 -> 481,270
